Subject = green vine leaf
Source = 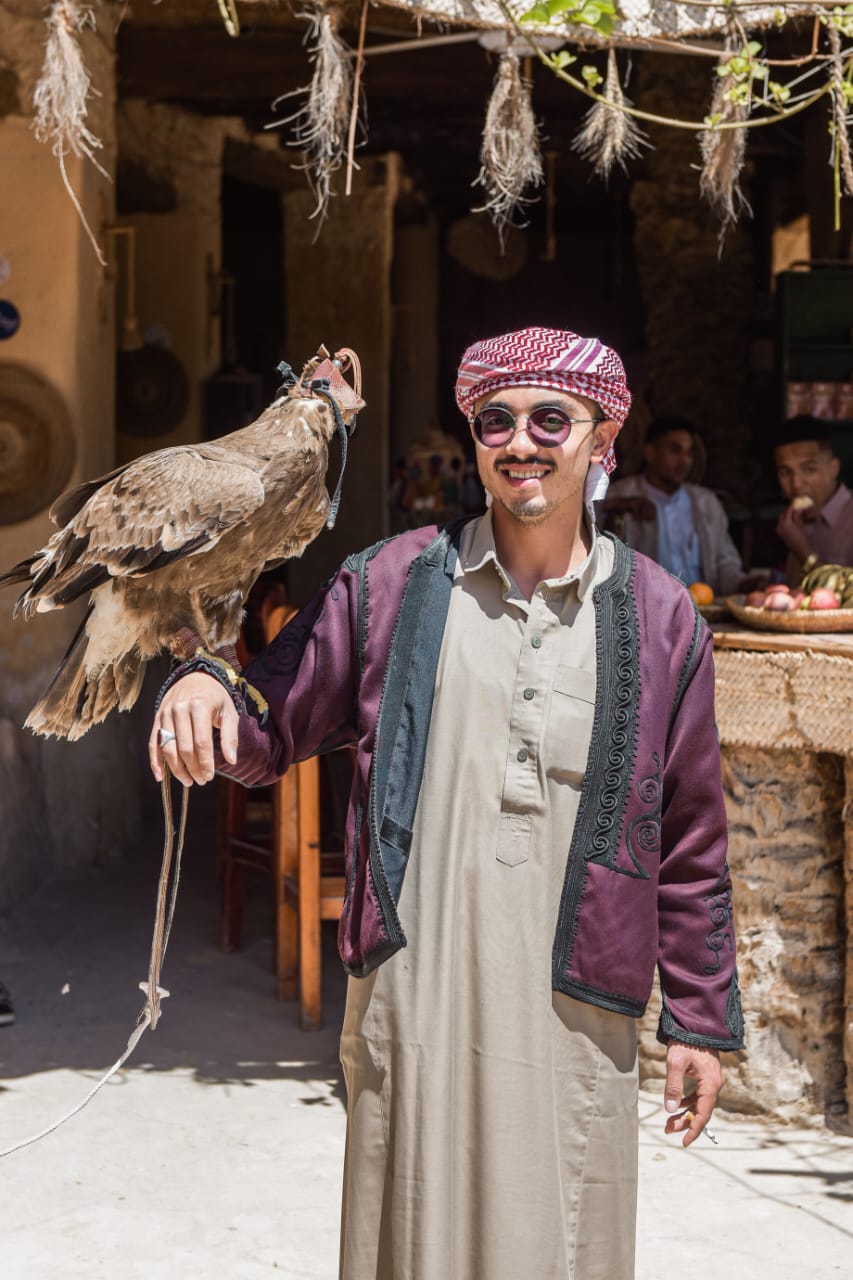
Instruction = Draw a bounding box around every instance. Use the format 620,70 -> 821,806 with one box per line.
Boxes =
581,63 -> 604,87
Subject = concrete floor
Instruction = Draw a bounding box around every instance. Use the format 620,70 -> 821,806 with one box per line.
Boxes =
1,793 -> 852,1279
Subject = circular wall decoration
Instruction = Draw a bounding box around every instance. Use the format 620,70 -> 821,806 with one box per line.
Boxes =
0,362 -> 76,525
446,214 -> 528,282
116,343 -> 190,436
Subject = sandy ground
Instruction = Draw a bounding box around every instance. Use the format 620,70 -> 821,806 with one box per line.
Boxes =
1,790 -> 852,1279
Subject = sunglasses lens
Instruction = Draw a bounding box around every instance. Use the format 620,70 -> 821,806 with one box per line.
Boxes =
474,408 -> 515,445
527,408 -> 573,446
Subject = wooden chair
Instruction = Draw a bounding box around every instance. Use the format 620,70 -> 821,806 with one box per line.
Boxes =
219,602 -> 348,1029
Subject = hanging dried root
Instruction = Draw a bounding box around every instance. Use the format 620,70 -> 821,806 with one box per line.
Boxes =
272,8 -> 353,225
828,25 -> 853,208
573,49 -> 647,180
474,52 -> 543,243
699,42 -> 751,239
33,0 -> 109,265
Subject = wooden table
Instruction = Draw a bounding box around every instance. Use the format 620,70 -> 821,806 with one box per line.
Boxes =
711,621 -> 853,659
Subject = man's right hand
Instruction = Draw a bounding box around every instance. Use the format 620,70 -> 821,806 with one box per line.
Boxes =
776,503 -> 813,563
149,673 -> 240,787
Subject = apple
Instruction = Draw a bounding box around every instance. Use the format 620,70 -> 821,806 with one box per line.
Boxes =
745,591 -> 767,607
765,593 -> 796,611
808,588 -> 841,610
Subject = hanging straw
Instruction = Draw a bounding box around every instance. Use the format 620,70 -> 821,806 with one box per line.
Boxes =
474,51 -> 543,243
268,7 -> 353,225
699,38 -> 751,239
828,24 -> 853,215
573,49 -> 647,180
33,0 -> 109,265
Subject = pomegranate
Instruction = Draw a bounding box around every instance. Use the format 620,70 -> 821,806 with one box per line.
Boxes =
765,593 -> 796,611
808,588 -> 841,610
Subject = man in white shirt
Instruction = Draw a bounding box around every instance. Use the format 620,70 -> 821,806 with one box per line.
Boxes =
599,417 -> 750,595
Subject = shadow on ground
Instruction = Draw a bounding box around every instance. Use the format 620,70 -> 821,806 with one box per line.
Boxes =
0,780 -> 347,1103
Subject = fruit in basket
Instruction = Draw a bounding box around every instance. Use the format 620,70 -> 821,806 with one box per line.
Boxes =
688,582 -> 714,605
809,587 -> 841,610
765,592 -> 796,611
745,590 -> 767,607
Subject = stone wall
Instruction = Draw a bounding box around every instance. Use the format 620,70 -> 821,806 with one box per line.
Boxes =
641,743 -> 848,1125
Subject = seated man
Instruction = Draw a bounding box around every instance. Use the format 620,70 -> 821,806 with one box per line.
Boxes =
774,415 -> 853,582
599,417 -> 749,595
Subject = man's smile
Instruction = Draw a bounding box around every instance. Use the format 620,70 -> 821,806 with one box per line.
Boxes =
495,460 -> 553,488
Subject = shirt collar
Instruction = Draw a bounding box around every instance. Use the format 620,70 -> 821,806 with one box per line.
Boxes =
818,483 -> 852,527
460,508 -> 603,602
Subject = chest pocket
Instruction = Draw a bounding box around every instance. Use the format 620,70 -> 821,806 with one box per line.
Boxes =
545,664 -> 596,786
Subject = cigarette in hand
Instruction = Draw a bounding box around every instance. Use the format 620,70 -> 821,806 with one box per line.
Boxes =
685,1109 -> 718,1145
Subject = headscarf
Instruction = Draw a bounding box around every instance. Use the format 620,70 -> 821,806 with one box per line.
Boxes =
455,326 -> 631,504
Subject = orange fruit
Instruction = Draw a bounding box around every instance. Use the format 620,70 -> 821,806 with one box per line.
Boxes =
688,582 -> 714,605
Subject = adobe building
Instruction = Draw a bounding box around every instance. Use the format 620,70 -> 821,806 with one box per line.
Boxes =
1,0 -> 852,1123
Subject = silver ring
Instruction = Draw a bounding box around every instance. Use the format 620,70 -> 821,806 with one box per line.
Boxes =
159,728 -> 177,748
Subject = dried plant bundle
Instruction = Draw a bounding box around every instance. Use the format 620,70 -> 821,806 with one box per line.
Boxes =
33,0 -> 108,263
828,25 -> 853,199
474,52 -> 544,242
276,8 -> 354,224
573,49 -> 647,179
698,44 -> 750,237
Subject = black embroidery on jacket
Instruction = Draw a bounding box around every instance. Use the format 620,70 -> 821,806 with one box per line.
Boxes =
621,752 -> 660,880
725,970 -> 745,1041
552,538 -> 639,984
702,866 -> 734,975
582,543 -> 642,878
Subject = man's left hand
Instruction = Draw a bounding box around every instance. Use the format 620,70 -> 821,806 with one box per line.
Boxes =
663,1041 -> 723,1148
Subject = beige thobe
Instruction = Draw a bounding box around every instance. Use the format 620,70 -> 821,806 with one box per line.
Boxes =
339,513 -> 639,1280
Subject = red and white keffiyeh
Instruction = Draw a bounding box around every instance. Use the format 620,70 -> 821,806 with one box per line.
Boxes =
455,326 -> 631,476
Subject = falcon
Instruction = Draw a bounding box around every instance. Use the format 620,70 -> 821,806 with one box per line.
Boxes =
0,346 -> 363,740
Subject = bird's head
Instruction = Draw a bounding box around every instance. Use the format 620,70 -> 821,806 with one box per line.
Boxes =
290,346 -> 365,433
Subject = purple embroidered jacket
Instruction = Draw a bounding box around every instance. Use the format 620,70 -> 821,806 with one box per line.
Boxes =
188,521 -> 742,1051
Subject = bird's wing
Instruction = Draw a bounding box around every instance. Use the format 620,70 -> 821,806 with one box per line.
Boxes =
42,445 -> 267,584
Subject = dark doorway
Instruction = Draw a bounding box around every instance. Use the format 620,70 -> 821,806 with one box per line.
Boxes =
221,174 -> 286,401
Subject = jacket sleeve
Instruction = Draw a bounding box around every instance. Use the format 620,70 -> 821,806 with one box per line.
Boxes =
657,625 -> 744,1050
159,566 -> 361,788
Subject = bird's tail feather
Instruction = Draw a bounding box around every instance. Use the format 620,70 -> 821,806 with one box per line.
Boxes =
0,556 -> 37,591
24,608 -> 146,740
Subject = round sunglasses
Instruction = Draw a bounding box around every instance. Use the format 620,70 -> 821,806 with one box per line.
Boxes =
471,404 -> 605,449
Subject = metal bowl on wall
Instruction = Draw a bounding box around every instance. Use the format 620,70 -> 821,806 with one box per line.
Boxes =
0,362 -> 76,525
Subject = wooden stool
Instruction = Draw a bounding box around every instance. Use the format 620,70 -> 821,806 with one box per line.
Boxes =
219,603 -> 348,1029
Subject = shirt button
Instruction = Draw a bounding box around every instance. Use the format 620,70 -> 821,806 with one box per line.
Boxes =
531,636 -> 542,649
517,748 -> 529,762
523,687 -> 535,701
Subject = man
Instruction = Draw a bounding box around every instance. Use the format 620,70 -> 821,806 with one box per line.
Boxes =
601,417 -> 750,595
774,415 -> 853,582
150,328 -> 743,1280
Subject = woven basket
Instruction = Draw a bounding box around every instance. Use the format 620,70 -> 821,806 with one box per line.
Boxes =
725,595 -> 853,634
